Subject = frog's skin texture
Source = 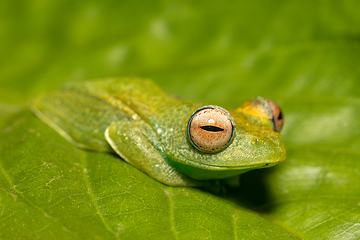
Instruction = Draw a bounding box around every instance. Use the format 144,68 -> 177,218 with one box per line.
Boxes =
32,78 -> 286,188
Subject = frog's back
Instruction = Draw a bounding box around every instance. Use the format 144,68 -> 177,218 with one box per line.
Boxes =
66,78 -> 180,119
32,78 -> 175,151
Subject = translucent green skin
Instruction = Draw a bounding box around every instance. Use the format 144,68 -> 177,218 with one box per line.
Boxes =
32,78 -> 286,187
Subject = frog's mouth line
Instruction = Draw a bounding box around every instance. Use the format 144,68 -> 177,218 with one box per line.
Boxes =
175,152 -> 280,171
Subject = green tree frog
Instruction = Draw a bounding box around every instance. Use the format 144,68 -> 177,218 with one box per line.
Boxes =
32,78 -> 285,188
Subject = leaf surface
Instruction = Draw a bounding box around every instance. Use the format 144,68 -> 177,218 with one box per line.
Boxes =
1,1 -> 360,239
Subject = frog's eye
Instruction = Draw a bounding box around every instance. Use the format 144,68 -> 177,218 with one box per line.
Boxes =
187,106 -> 235,153
237,97 -> 284,132
266,100 -> 284,132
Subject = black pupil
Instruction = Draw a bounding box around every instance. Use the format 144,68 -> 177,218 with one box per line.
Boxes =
200,125 -> 224,132
278,111 -> 283,120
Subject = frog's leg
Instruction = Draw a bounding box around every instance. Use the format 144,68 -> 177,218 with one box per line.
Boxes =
32,90 -> 134,152
105,121 -> 207,187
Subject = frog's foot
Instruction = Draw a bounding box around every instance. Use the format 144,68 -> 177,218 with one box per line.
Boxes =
223,176 -> 240,187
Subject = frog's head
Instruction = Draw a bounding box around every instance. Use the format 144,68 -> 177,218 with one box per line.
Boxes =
164,97 -> 286,180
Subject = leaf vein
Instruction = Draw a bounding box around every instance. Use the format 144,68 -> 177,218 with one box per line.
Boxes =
166,188 -> 178,240
79,153 -> 119,239
0,162 -> 77,238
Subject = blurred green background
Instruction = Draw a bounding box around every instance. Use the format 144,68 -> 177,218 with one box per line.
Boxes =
1,1 -> 360,239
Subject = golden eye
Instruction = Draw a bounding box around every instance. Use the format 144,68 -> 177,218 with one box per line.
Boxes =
266,100 -> 284,132
187,106 -> 235,153
236,97 -> 284,133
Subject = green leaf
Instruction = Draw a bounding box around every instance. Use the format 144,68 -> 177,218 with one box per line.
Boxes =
1,0 -> 360,239
0,110 -> 299,239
